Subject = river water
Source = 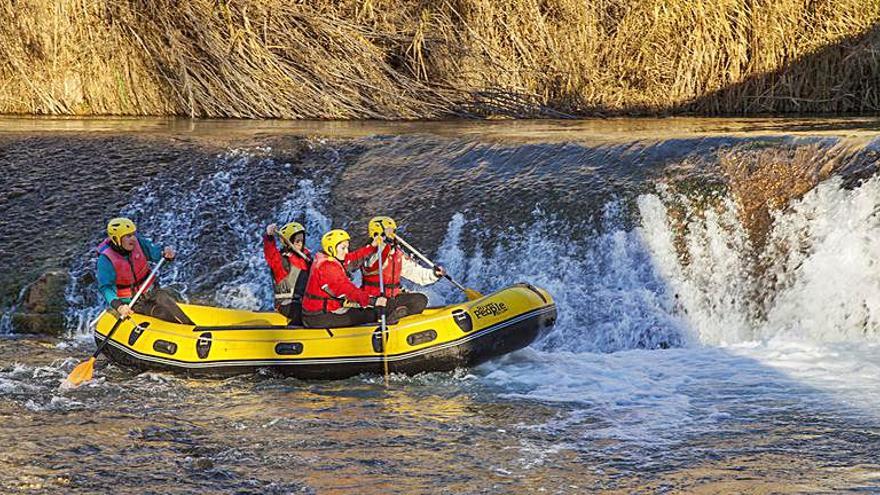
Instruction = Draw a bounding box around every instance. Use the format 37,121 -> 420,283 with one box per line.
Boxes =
1,117 -> 879,493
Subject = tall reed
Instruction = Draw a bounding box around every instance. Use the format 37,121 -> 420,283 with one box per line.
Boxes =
1,0 -> 878,118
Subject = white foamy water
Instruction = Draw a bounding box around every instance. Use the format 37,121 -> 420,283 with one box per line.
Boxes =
424,207 -> 687,353
638,175 -> 880,345
467,174 -> 880,441
480,340 -> 880,447
761,177 -> 880,342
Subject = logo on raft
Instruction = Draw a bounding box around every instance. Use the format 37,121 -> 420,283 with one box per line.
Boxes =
472,301 -> 509,319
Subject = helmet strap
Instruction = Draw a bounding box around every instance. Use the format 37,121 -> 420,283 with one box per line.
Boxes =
332,242 -> 347,261
110,239 -> 129,253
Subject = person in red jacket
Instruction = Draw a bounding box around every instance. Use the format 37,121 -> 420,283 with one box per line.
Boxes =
353,216 -> 446,321
302,229 -> 387,328
263,221 -> 312,325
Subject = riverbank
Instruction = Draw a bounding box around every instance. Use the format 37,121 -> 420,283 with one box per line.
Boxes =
3,0 -> 879,118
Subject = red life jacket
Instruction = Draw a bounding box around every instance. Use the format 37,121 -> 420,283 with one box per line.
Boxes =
361,244 -> 402,297
97,237 -> 154,299
302,253 -> 345,313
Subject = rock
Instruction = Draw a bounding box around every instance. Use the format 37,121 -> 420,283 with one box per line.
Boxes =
11,271 -> 69,336
11,313 -> 66,335
22,271 -> 68,314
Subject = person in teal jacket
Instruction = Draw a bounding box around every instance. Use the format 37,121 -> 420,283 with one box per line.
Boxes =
96,217 -> 192,325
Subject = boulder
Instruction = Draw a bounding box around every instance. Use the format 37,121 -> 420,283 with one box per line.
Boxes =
11,271 -> 69,336
11,313 -> 66,335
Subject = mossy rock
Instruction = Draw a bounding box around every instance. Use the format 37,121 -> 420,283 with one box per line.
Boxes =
21,271 -> 68,314
11,313 -> 66,336
10,271 -> 69,336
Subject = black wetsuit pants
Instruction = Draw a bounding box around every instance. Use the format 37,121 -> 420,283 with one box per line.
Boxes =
132,287 -> 194,325
390,293 -> 428,320
277,300 -> 304,326
302,307 -> 379,328
301,293 -> 429,328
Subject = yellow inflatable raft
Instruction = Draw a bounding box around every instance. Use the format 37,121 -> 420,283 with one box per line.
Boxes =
93,283 -> 556,379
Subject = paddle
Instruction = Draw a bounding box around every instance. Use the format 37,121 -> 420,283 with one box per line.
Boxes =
62,258 -> 166,388
394,235 -> 483,301
376,234 -> 390,386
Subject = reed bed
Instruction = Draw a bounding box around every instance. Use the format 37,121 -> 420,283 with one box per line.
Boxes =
1,0 -> 878,118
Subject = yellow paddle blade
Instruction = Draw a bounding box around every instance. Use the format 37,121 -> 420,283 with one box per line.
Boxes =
61,357 -> 96,389
464,288 -> 484,301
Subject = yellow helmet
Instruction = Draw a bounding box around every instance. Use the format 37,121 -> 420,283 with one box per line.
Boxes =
107,217 -> 136,246
368,216 -> 397,239
321,229 -> 350,259
278,222 -> 305,245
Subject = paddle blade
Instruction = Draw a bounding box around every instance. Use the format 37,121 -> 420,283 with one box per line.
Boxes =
464,288 -> 483,301
61,357 -> 96,389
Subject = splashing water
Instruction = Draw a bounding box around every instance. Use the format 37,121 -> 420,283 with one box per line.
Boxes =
61,145 -> 880,356
472,172 -> 880,446
761,177 -> 880,342
637,175 -> 880,345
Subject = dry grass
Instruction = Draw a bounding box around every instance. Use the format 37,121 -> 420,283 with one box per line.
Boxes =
1,0 -> 879,119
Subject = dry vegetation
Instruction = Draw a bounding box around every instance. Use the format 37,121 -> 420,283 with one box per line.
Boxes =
1,0 -> 879,119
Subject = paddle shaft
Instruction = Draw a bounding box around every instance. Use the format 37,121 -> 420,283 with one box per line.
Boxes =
376,236 -> 390,384
394,235 -> 469,293
91,258 -> 165,359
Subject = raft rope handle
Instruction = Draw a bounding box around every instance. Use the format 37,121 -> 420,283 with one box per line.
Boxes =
109,319 -> 403,344
104,306 -> 474,345
118,323 -> 380,343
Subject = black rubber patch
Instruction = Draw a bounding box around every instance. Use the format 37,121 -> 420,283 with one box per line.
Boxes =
275,342 -> 304,355
407,329 -> 437,346
452,309 -> 473,332
372,327 -> 386,353
196,332 -> 212,359
128,321 -> 149,346
152,339 -> 177,355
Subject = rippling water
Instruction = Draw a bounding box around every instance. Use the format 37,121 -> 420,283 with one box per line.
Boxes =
1,117 -> 879,493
